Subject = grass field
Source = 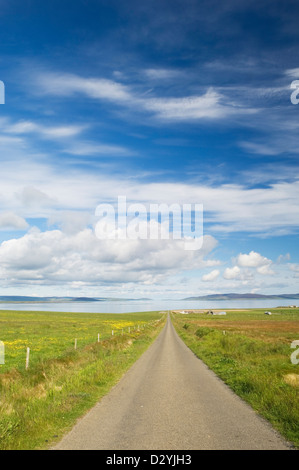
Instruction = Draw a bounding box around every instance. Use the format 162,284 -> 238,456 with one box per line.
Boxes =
0,309 -> 166,450
172,308 -> 299,448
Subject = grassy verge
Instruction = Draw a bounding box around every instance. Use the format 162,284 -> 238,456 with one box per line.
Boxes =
171,308 -> 299,448
0,310 -> 166,450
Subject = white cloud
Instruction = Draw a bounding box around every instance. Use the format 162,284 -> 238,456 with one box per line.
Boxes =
144,89 -> 224,120
143,68 -> 182,80
64,142 -> 135,157
239,141 -> 280,156
236,251 -> 271,268
5,121 -> 38,133
0,157 -> 299,238
0,228 -> 218,287
236,250 -> 275,276
277,253 -> 290,264
289,264 -> 299,278
48,211 -> 92,235
0,212 -> 28,230
35,72 -> 256,122
256,264 -> 275,276
37,73 -> 132,102
1,117 -> 134,161
223,265 -> 241,280
285,68 -> 299,78
5,119 -> 85,139
40,125 -> 85,139
289,263 -> 299,272
0,135 -> 24,145
17,186 -> 56,208
202,269 -> 220,282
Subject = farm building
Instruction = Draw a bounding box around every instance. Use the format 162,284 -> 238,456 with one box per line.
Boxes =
207,310 -> 226,316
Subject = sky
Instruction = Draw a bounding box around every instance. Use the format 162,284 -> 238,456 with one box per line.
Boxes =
0,0 -> 299,299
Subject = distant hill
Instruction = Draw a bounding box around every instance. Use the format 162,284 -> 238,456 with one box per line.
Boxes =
183,293 -> 299,301
0,296 -> 151,303
0,296 -> 99,302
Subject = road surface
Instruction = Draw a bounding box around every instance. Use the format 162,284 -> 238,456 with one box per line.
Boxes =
54,315 -> 292,450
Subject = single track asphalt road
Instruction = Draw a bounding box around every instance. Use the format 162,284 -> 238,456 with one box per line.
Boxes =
54,315 -> 292,450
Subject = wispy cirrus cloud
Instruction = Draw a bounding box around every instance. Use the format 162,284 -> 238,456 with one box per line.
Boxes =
63,141 -> 136,157
143,88 -> 252,121
37,72 -> 132,102
4,119 -> 86,139
34,71 -> 258,122
142,68 -> 185,80
1,153 -> 299,238
0,117 -> 134,159
285,68 -> 299,79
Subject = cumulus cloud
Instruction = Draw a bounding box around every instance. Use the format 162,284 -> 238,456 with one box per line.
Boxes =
48,211 -> 93,235
289,264 -> 299,272
202,269 -> 220,282
223,265 -> 241,280
289,264 -> 299,278
236,251 -> 272,268
256,264 -> 275,276
235,250 -> 275,276
17,186 -> 56,208
0,212 -> 28,230
277,253 -> 290,264
0,228 -> 218,287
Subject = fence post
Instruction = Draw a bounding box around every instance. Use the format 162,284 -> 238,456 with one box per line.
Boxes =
74,338 -> 77,350
98,333 -> 100,343
25,347 -> 30,370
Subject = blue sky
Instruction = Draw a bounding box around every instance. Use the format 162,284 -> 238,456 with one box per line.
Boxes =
0,0 -> 299,298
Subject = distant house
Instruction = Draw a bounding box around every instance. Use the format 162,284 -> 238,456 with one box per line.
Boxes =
207,310 -> 226,316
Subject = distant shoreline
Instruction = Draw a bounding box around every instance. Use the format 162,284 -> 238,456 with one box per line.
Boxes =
0,297 -> 152,303
0,293 -> 298,304
184,293 -> 299,301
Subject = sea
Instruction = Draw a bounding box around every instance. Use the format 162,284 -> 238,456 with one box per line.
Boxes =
0,298 -> 297,314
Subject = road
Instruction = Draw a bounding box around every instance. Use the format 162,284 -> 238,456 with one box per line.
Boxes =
53,315 -> 291,450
